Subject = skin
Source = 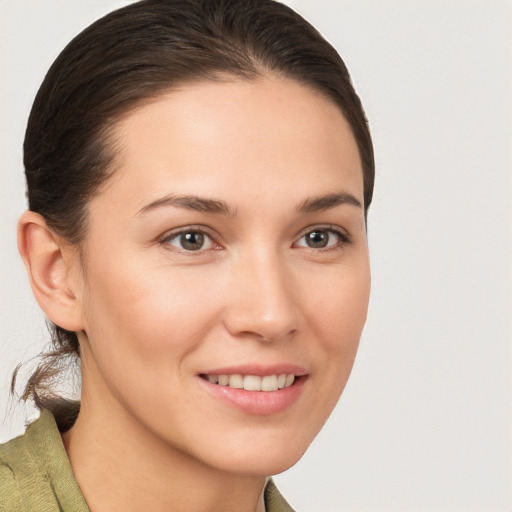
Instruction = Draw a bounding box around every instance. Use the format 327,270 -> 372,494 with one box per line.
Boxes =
19,76 -> 370,512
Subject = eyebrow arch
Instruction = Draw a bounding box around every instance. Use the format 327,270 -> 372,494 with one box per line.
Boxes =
297,192 -> 362,213
136,194 -> 236,217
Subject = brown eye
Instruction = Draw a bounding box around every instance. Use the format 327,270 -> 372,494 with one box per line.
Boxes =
295,228 -> 346,249
181,232 -> 204,250
166,231 -> 213,251
304,230 -> 329,248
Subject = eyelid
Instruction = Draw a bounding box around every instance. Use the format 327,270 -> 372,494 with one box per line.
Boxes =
158,225 -> 222,253
293,224 -> 351,249
157,223 -> 350,253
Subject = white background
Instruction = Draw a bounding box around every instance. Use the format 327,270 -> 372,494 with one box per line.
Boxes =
1,1 -> 511,511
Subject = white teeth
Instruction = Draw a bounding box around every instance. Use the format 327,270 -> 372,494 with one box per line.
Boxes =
261,375 -> 278,391
228,374 -> 244,389
205,373 -> 296,391
218,375 -> 229,386
243,375 -> 261,391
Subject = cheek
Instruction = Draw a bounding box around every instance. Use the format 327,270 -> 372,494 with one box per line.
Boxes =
305,261 -> 370,347
80,258 -> 223,371
302,260 -> 370,399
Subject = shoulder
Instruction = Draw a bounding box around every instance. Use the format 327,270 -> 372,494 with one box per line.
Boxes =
0,409 -> 89,512
0,430 -> 28,512
264,478 -> 296,512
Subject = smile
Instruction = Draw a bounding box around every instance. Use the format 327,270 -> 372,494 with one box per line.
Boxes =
201,373 -> 295,391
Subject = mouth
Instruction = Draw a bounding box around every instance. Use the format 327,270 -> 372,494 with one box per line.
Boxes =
198,368 -> 307,415
199,373 -> 296,391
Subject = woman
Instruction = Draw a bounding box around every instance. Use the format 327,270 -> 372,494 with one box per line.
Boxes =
1,0 -> 374,510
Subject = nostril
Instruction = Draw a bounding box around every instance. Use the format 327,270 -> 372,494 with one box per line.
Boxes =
239,331 -> 272,342
237,327 -> 297,344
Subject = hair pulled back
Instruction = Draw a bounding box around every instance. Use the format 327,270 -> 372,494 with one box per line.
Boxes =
17,0 -> 374,417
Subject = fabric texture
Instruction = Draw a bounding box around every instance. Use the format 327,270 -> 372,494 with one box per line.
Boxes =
0,410 -> 295,511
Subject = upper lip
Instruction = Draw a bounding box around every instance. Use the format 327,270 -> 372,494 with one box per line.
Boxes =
199,363 -> 308,377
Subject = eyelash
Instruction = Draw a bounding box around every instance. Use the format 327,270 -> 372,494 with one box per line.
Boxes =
293,225 -> 351,251
159,226 -> 221,254
159,225 -> 351,254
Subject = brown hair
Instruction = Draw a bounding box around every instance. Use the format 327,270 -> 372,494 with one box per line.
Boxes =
14,0 -> 374,419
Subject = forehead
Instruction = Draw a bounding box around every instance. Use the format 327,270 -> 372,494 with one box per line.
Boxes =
99,77 -> 363,213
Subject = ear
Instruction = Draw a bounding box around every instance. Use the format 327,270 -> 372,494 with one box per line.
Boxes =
17,210 -> 85,332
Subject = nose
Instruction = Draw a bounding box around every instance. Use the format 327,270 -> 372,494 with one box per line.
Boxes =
223,250 -> 299,343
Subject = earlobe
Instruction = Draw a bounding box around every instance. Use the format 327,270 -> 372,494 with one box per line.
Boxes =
17,210 -> 85,332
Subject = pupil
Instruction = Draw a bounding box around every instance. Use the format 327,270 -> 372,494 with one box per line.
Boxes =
307,230 -> 328,248
181,232 -> 204,250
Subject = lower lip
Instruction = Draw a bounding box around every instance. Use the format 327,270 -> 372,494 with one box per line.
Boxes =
198,376 -> 308,416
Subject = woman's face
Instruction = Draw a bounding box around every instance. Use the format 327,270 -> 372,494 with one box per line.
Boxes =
74,77 -> 370,475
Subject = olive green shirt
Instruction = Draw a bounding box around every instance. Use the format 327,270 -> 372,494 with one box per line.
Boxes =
0,410 -> 294,511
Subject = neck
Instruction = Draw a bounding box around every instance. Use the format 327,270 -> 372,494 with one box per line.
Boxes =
61,388 -> 267,512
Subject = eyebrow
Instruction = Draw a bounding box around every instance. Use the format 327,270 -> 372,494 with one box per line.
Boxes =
297,192 -> 362,213
136,191 -> 361,217
136,194 -> 236,217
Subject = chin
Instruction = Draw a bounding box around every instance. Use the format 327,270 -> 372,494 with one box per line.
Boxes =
207,432 -> 313,477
